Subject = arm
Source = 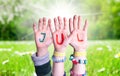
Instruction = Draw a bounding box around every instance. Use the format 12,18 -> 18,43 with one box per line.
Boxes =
32,17 -> 52,76
69,15 -> 88,75
49,16 -> 72,76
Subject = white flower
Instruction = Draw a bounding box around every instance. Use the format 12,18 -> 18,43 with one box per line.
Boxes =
0,48 -> 12,52
2,59 -> 9,65
96,47 -> 103,51
114,53 -> 120,58
98,67 -> 105,72
33,72 -> 37,76
106,45 -> 112,51
14,51 -> 34,56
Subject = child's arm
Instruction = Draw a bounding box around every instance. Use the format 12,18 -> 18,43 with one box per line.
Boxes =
69,15 -> 88,76
49,16 -> 72,76
32,17 -> 52,76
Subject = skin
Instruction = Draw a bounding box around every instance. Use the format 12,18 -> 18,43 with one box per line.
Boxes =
49,16 -> 73,76
33,17 -> 52,57
33,15 -> 88,76
49,16 -> 72,52
69,15 -> 88,75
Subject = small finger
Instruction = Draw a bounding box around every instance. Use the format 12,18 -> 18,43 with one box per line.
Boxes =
83,19 -> 88,31
78,16 -> 81,29
48,19 -> 54,33
33,23 -> 37,33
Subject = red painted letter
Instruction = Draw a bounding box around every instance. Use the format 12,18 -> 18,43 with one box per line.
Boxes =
56,33 -> 64,45
77,34 -> 83,42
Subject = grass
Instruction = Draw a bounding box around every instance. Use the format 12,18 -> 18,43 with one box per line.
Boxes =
0,40 -> 120,76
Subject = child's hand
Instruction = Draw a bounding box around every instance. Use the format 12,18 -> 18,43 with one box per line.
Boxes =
33,17 -> 52,56
49,16 -> 72,52
69,15 -> 88,51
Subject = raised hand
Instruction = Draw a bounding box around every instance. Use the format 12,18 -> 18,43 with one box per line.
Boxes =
69,15 -> 88,51
33,17 -> 52,56
49,16 -> 72,52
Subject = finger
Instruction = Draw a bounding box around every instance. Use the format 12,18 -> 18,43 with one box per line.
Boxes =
33,23 -> 37,33
47,18 -> 50,30
54,18 -> 59,31
63,32 -> 73,46
43,17 -> 47,29
58,16 -> 63,29
69,18 -> 73,33
48,19 -> 54,33
78,16 -> 81,29
64,17 -> 67,30
38,18 -> 42,30
73,15 -> 77,29
83,19 -> 88,31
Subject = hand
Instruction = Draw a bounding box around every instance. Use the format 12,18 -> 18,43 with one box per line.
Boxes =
49,16 -> 72,52
33,17 -> 52,56
69,15 -> 88,51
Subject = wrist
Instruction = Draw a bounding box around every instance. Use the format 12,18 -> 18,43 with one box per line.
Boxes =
73,51 -> 86,58
53,51 -> 66,63
31,53 -> 50,66
74,56 -> 86,59
70,54 -> 87,64
54,51 -> 65,57
54,48 -> 65,53
36,47 -> 48,57
74,48 -> 86,52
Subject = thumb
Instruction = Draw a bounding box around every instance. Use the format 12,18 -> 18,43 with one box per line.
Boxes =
63,32 -> 74,47
33,23 -> 37,33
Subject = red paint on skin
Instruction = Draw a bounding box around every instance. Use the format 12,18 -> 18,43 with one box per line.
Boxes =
56,33 -> 64,45
77,34 -> 84,42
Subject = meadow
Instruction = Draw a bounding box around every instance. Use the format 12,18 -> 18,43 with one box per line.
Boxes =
0,40 -> 120,76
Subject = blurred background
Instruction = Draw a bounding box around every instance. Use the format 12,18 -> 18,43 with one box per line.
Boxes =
0,0 -> 120,76
0,0 -> 120,40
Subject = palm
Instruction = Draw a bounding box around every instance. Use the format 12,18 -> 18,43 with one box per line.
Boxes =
69,16 -> 88,51
49,17 -> 71,52
33,18 -> 52,49
70,30 -> 87,51
52,30 -> 68,51
35,29 -> 51,48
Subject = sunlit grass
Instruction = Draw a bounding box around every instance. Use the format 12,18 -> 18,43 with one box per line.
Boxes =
0,40 -> 120,76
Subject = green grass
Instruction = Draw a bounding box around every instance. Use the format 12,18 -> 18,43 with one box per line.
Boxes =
0,40 -> 120,76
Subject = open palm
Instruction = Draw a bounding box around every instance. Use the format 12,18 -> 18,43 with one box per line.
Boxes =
69,15 -> 88,51
49,16 -> 72,52
33,18 -> 52,49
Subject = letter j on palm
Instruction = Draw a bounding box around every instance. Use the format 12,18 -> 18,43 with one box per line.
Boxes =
39,33 -> 46,42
